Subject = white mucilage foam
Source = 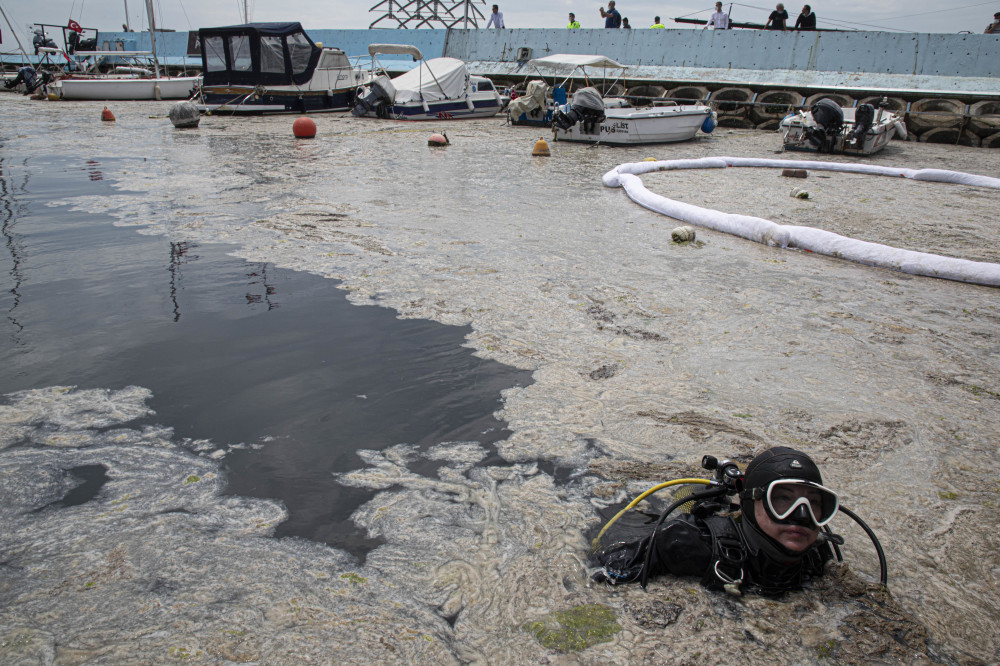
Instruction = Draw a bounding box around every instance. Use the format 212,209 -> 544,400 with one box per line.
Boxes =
603,156 -> 1000,286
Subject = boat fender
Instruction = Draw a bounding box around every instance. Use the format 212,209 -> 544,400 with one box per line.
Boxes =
422,98 -> 430,114
154,83 -> 162,101
701,112 -> 717,134
893,119 -> 907,140
466,96 -> 475,112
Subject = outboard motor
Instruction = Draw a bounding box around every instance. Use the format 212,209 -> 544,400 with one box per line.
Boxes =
352,75 -> 396,118
552,87 -> 606,134
849,103 -> 875,144
32,30 -> 56,55
4,66 -> 48,95
805,98 -> 844,152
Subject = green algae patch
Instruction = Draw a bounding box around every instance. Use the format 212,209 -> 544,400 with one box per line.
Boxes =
340,572 -> 367,584
183,475 -> 200,485
816,638 -> 839,659
523,603 -> 621,652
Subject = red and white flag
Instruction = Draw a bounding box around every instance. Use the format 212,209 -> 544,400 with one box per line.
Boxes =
67,19 -> 83,33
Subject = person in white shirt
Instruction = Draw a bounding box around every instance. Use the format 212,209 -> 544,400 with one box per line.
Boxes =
705,1 -> 730,29
486,5 -> 505,28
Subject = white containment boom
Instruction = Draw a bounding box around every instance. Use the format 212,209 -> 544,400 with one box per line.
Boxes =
602,156 -> 1000,287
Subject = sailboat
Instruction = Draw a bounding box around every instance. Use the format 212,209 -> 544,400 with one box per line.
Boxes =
53,0 -> 201,100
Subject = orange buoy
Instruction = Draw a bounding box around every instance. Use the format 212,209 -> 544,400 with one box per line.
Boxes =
427,132 -> 449,146
532,136 -> 550,156
101,107 -> 115,122
292,116 -> 317,138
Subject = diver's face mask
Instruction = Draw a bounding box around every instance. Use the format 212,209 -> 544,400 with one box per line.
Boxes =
761,479 -> 838,527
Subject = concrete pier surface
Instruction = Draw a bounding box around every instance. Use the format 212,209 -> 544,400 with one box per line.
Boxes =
1,95 -> 998,663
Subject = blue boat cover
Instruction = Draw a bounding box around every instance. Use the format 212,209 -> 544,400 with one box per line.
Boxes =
198,22 -> 321,87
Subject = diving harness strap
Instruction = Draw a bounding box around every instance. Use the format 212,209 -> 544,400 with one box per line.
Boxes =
701,515 -> 748,596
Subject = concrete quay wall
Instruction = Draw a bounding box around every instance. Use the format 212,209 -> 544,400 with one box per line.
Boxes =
98,27 -> 1000,95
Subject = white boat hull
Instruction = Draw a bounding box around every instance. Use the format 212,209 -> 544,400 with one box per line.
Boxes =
363,95 -> 502,121
56,76 -> 201,100
781,106 -> 906,155
553,105 -> 713,144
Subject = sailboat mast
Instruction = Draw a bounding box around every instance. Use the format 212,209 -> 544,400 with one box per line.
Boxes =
123,0 -> 131,31
144,0 -> 161,77
0,3 -> 31,59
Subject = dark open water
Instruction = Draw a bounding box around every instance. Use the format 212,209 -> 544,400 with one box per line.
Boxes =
0,151 -> 531,557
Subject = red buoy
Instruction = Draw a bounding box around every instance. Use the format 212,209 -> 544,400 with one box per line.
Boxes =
101,107 -> 115,122
292,116 -> 317,138
427,133 -> 449,146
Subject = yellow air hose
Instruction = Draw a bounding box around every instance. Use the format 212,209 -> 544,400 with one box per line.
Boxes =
592,478 -> 712,552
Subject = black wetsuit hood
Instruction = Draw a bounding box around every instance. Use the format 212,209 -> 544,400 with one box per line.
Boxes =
739,446 -> 825,562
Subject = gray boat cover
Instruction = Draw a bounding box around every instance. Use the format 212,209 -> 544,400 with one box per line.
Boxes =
507,79 -> 549,119
571,87 -> 605,111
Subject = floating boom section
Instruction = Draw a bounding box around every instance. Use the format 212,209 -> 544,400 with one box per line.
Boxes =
602,156 -> 1000,286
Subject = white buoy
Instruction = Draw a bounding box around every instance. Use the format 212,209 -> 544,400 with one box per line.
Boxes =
169,101 -> 201,128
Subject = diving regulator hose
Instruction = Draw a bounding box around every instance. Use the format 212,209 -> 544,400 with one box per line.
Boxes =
590,478 -> 711,553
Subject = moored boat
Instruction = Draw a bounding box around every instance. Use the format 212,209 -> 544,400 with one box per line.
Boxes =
779,98 -> 907,155
196,22 -> 368,114
55,56 -> 201,100
352,45 -> 501,121
551,86 -> 716,145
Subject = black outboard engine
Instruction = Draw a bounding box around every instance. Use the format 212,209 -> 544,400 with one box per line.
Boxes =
849,103 -> 875,144
805,98 -> 844,152
352,75 -> 395,119
552,87 -> 606,134
32,31 -> 57,55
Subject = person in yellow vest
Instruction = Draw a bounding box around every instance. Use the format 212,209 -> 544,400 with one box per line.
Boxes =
650,16 -> 666,28
568,12 -> 581,28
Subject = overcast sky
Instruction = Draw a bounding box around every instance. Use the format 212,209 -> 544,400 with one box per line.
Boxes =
5,0 -> 998,49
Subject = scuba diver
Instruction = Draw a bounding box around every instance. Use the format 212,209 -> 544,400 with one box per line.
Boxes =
592,446 -> 886,596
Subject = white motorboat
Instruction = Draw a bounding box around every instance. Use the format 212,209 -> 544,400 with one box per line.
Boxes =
196,22 -> 369,114
352,45 -> 501,121
552,87 -> 716,145
508,54 -> 625,128
780,98 -> 907,155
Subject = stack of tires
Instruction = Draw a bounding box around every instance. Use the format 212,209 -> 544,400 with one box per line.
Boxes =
708,87 -> 754,128
750,90 -> 803,130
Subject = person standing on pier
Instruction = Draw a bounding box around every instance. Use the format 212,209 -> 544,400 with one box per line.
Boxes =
651,16 -> 666,28
765,3 -> 789,29
600,1 -> 622,28
486,4 -> 505,28
795,5 -> 816,29
705,2 -> 730,29
567,13 -> 581,28
986,12 -> 1000,33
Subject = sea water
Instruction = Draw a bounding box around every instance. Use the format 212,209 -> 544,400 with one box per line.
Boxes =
1,95 -> 999,664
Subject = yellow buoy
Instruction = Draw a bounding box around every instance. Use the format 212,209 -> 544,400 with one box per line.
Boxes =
532,137 -> 550,156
